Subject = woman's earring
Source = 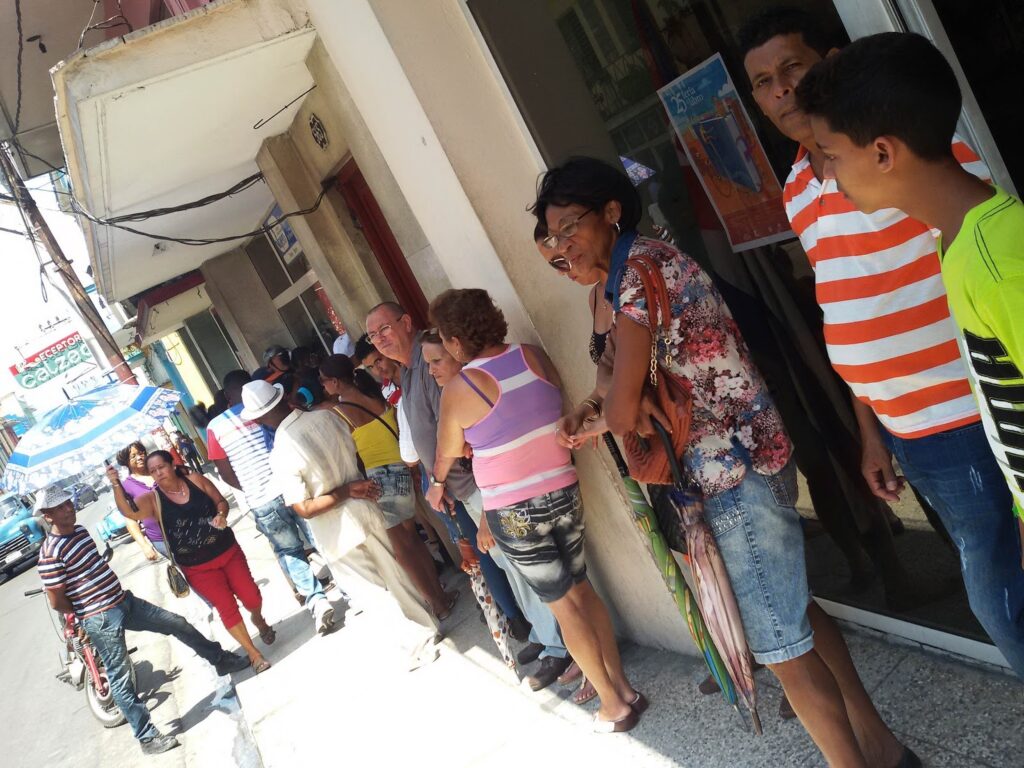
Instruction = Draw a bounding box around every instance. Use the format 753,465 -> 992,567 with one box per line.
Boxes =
614,221 -> 621,234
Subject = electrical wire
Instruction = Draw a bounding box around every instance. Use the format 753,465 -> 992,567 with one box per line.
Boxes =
101,172 -> 264,224
13,0 -> 24,135
78,0 -> 133,49
73,182 -> 332,246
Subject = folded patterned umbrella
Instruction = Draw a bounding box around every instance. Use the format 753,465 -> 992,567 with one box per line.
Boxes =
651,421 -> 762,734
437,508 -> 517,672
603,434 -> 736,711
3,382 -> 182,494
457,539 -> 516,671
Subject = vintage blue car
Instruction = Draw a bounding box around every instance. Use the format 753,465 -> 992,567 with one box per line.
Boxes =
0,493 -> 47,577
97,504 -> 130,542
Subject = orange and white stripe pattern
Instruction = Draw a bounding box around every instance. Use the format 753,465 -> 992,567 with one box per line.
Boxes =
783,140 -> 987,438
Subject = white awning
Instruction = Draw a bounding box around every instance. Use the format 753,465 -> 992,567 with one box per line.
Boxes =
52,0 -> 317,301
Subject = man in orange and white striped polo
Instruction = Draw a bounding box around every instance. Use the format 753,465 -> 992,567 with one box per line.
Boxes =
741,7 -> 1024,676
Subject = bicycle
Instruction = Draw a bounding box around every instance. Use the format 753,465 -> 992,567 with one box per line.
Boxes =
24,545 -> 137,728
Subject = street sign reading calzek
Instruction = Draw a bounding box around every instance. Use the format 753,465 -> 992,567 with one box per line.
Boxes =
9,332 -> 94,389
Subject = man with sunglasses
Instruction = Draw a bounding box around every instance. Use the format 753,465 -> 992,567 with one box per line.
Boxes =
366,301 -> 573,690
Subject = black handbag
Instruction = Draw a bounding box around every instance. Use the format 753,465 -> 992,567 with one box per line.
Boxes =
153,490 -> 190,599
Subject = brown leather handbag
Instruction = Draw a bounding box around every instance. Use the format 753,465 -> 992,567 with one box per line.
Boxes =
620,253 -> 692,485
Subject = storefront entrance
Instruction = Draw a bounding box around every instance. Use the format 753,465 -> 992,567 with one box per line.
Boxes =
467,0 -> 1020,665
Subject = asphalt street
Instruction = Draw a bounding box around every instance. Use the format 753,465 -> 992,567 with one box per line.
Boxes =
0,489 -> 194,768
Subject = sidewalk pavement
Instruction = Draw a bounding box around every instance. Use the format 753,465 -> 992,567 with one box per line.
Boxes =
163,503 -> 1018,768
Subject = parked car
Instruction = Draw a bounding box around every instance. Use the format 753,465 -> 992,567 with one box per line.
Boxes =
64,483 -> 99,510
0,494 -> 46,577
97,504 -> 130,543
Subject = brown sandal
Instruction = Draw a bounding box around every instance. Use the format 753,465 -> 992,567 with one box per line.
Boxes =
435,589 -> 460,621
593,708 -> 639,734
259,625 -> 276,645
252,657 -> 271,674
573,676 -> 598,705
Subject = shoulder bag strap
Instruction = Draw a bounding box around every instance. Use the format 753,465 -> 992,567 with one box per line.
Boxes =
626,253 -> 671,385
151,490 -> 180,570
338,401 -> 400,441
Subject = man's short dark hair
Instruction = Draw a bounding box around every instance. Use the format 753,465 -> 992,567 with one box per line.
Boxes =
737,6 -> 837,61
796,32 -> 961,161
222,369 -> 251,393
353,333 -> 376,362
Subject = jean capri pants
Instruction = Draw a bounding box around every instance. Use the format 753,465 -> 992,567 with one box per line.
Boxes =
366,463 -> 416,528
703,459 -> 814,665
485,483 -> 586,603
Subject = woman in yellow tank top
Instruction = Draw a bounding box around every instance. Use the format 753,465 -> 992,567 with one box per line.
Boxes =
319,355 -> 457,620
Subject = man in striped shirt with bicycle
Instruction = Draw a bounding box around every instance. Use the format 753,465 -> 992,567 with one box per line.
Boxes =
740,7 -> 1024,677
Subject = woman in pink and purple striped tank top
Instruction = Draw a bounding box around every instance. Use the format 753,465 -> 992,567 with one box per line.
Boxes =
432,289 -> 644,733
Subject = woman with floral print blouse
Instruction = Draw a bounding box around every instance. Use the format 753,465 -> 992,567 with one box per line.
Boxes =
532,157 -> 912,768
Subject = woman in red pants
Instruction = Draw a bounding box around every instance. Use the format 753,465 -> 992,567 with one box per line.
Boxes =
122,450 -> 274,673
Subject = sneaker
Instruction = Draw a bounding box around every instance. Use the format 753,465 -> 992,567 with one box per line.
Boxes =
516,642 -> 545,666
214,651 -> 251,676
525,655 -> 572,692
313,600 -> 335,635
140,733 -> 180,755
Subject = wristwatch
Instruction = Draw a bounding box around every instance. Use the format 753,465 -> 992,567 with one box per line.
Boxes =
429,473 -> 445,488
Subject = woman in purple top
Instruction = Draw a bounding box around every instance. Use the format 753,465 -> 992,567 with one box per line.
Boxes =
113,442 -> 165,560
432,289 -> 643,734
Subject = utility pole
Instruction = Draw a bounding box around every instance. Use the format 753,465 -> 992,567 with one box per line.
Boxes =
0,143 -> 137,384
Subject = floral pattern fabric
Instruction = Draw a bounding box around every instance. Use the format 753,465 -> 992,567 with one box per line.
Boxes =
616,236 -> 791,497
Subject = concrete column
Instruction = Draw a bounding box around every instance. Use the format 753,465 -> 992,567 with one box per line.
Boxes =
200,248 -> 291,371
258,133 -> 392,337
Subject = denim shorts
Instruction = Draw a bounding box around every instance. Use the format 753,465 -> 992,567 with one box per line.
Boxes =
703,459 -> 814,665
366,463 -> 416,528
485,483 -> 586,603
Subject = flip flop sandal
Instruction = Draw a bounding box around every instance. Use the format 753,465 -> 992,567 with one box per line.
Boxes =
435,589 -> 461,621
259,626 -> 276,645
628,691 -> 649,715
573,676 -> 598,705
252,657 -> 271,674
592,708 -> 639,734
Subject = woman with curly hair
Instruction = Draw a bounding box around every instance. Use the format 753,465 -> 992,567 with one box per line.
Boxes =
432,288 -> 643,733
111,441 -> 163,561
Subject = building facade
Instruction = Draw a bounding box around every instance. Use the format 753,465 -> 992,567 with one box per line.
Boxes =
52,0 -> 1023,666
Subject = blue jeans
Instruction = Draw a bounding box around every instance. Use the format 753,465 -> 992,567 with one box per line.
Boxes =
704,460 -> 814,665
466,492 -> 568,660
251,496 -> 326,612
884,422 -> 1024,676
82,591 -> 225,740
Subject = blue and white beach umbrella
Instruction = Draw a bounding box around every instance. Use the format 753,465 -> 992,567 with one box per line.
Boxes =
3,383 -> 182,494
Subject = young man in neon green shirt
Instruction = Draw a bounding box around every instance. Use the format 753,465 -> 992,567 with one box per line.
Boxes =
795,32 -> 1024,582
794,30 -> 1024,675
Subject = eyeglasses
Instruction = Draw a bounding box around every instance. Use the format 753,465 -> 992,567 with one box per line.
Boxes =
367,313 -> 405,343
541,209 -> 593,250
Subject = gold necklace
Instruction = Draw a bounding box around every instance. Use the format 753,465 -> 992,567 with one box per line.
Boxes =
166,482 -> 188,497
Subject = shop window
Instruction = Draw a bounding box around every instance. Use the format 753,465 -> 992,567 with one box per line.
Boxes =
243,217 -> 344,354
927,0 -> 1024,190
469,0 -> 984,644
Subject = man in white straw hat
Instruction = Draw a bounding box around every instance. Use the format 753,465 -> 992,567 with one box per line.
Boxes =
35,484 -> 250,754
241,379 -> 442,669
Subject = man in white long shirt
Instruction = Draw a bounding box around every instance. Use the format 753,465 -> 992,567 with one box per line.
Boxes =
242,379 -> 441,668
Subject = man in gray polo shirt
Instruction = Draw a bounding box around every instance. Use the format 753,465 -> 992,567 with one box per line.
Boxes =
367,302 -> 571,690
